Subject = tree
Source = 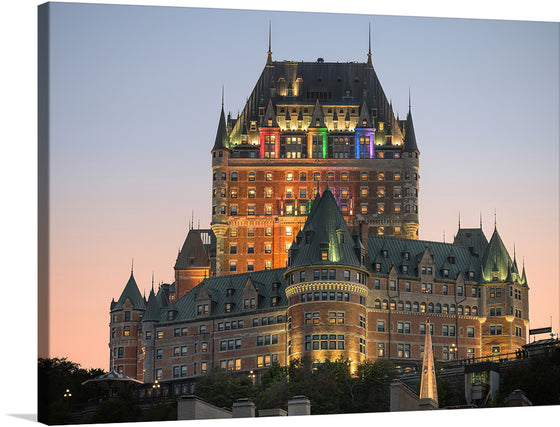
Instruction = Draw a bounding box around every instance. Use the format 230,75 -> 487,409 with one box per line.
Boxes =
194,368 -> 257,408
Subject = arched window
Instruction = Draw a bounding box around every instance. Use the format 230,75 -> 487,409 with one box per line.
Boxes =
450,304 -> 456,314
420,302 -> 426,313
405,301 -> 411,311
398,301 -> 404,311
435,303 -> 442,314
413,302 -> 419,312
443,304 -> 449,314
472,306 -> 478,315
390,300 -> 396,310
382,299 -> 388,310
428,303 -> 434,313
374,299 -> 381,309
465,306 -> 471,315
458,305 -> 464,315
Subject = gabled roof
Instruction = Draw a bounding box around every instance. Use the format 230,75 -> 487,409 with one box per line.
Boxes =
308,100 -> 326,128
212,106 -> 229,151
356,99 -> 373,128
453,227 -> 489,258
481,227 -> 514,283
142,288 -> 161,322
262,99 -> 278,127
112,273 -> 146,312
175,229 -> 210,269
290,186 -> 362,269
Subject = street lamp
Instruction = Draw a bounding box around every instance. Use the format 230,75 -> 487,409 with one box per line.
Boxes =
450,343 -> 458,361
63,389 -> 72,410
152,380 -> 161,401
248,370 -> 256,385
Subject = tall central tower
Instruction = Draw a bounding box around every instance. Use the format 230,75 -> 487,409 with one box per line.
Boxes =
211,33 -> 420,277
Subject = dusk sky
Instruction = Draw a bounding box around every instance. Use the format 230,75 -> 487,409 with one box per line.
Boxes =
42,3 -> 559,372
0,1 -> 558,425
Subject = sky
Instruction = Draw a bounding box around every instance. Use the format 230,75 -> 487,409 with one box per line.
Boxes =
0,0 -> 558,425
42,3 -> 560,372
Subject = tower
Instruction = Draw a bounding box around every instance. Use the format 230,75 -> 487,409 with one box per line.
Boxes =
419,317 -> 438,409
210,31 -> 420,277
175,228 -> 212,300
109,269 -> 146,378
284,186 -> 370,368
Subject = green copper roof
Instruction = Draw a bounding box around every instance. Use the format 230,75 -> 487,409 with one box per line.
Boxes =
143,289 -> 162,322
481,227 -> 514,283
170,268 -> 288,322
366,236 -> 482,281
290,186 -> 361,269
112,273 -> 146,311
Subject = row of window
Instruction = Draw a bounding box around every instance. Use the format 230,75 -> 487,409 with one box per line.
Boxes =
373,299 -> 479,315
375,279 -> 478,295
301,291 -> 351,303
213,171 -> 408,183
304,334 -> 346,351
216,186 -> 408,201
375,320 -> 475,337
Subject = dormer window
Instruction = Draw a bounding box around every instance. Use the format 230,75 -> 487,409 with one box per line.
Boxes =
226,288 -> 235,297
403,252 -> 409,260
382,250 -> 388,258
374,263 -> 381,272
442,269 -> 449,278
321,251 -> 328,261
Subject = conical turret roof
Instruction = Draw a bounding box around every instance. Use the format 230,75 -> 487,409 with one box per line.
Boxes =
212,106 -> 229,151
419,318 -> 438,405
403,108 -> 419,152
143,288 -> 161,322
112,272 -> 146,311
290,187 -> 361,269
481,227 -> 514,282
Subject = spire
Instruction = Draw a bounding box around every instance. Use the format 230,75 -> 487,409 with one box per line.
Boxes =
113,269 -> 146,311
212,102 -> 229,151
131,258 -> 134,275
458,211 -> 461,229
403,102 -> 419,153
366,22 -> 373,67
266,21 -> 273,66
419,318 -> 438,406
480,212 -> 483,229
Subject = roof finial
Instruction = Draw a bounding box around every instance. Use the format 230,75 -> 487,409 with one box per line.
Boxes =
152,271 -> 154,288
443,230 -> 446,243
221,85 -> 224,108
191,210 -> 194,231
131,258 -> 134,275
367,22 -> 372,65
408,87 -> 411,112
480,212 -> 483,229
494,209 -> 497,229
458,211 -> 461,229
266,21 -> 273,66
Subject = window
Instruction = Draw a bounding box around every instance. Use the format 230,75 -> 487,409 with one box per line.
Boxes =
265,227 -> 272,236
231,172 -> 238,181
230,244 -> 237,254
248,172 -> 255,181
229,261 -> 237,272
230,228 -> 237,237
398,344 -> 411,358
397,322 -> 411,334
361,172 -> 368,181
377,320 -> 385,332
156,349 -> 163,360
124,311 -> 131,321
286,172 -> 293,181
266,172 -> 273,181
230,205 -> 238,215
442,284 -> 448,295
467,327 -> 475,337
360,203 -> 368,214
300,172 -> 307,181
300,188 -> 307,198
248,204 -> 255,215
123,326 -> 130,336
286,226 -> 292,236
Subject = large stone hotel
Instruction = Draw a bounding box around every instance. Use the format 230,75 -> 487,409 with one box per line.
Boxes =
108,37 -> 529,392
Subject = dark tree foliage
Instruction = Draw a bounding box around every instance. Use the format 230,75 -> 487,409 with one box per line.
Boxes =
38,357 -> 105,425
90,386 -> 141,423
496,348 -> 560,406
194,368 -> 257,408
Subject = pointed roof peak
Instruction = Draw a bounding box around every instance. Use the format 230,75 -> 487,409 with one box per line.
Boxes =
175,228 -> 210,269
367,22 -> 373,66
266,21 -> 273,66
212,102 -> 229,151
403,104 -> 419,153
113,269 -> 146,312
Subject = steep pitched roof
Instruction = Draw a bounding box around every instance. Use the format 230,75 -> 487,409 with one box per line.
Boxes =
227,59 -> 404,144
212,106 -> 229,151
419,319 -> 438,405
112,273 -> 146,311
403,108 -> 419,152
481,227 -> 514,282
142,289 -> 161,322
290,186 -> 362,269
453,227 -> 489,258
175,229 -> 210,269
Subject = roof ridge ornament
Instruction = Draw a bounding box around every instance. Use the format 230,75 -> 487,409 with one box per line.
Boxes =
367,22 -> 373,67
266,21 -> 273,66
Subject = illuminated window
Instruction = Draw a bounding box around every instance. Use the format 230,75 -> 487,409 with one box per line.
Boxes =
377,203 -> 385,214
394,226 -> 401,235
265,227 -> 272,236
248,172 -> 255,181
327,172 -> 334,181
394,204 -> 401,214
230,228 -> 237,237
231,172 -> 238,181
394,172 -> 401,181
377,187 -> 385,198
266,172 -> 273,181
248,188 -> 255,198
314,172 -> 321,181
229,261 -> 237,272
265,188 -> 272,198
361,172 -> 368,181
286,226 -> 292,236
378,172 -> 385,181
265,243 -> 272,254
360,203 -> 368,214
377,226 -> 384,235
265,205 -> 272,215
361,187 -> 369,197
377,343 -> 385,357
341,172 -> 348,181
247,205 -> 255,215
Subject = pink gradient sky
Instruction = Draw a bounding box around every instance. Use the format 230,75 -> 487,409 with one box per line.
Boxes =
41,3 -> 559,372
